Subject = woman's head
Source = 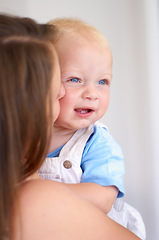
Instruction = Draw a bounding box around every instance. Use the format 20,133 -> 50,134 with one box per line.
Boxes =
0,14 -> 63,179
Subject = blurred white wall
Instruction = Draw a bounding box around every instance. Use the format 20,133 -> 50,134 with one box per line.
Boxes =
0,0 -> 158,239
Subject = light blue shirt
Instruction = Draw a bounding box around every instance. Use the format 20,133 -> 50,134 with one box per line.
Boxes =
48,125 -> 125,198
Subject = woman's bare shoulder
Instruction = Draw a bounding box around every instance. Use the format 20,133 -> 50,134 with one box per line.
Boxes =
17,179 -> 69,219
12,179 -> 69,239
19,178 -> 64,202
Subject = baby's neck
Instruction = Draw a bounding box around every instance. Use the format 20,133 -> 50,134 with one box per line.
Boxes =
48,126 -> 76,153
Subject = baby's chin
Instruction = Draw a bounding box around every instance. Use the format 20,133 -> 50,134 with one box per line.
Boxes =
70,119 -> 95,130
54,119 -> 93,131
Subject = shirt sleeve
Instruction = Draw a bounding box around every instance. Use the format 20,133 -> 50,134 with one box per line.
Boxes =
80,125 -> 125,198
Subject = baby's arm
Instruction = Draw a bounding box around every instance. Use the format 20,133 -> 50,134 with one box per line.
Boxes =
62,182 -> 118,213
74,125 -> 125,213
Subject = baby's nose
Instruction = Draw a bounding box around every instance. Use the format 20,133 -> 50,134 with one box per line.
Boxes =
82,86 -> 98,100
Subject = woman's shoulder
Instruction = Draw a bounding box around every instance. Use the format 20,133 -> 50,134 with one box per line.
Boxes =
17,179 -> 67,215
12,179 -> 68,239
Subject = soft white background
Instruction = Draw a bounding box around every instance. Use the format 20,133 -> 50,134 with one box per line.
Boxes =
0,0 -> 159,239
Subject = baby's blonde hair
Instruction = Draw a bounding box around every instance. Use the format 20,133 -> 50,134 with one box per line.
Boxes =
48,17 -> 110,49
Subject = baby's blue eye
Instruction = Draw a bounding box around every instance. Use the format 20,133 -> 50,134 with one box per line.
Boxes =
98,80 -> 107,85
70,78 -> 79,83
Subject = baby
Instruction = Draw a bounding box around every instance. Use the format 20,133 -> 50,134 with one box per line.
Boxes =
38,19 -> 146,239
38,18 -> 125,213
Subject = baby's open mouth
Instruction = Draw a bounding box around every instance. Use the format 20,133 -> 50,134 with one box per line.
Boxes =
75,108 -> 94,114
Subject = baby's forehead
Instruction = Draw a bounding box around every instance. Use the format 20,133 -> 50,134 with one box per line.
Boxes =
58,30 -> 111,52
57,33 -> 113,71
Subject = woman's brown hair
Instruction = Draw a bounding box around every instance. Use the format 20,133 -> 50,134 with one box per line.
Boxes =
0,14 -> 57,239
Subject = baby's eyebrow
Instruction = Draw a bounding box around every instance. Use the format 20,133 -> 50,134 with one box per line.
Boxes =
100,74 -> 112,81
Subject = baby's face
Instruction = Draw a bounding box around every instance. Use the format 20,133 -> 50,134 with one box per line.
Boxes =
54,37 -> 112,131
